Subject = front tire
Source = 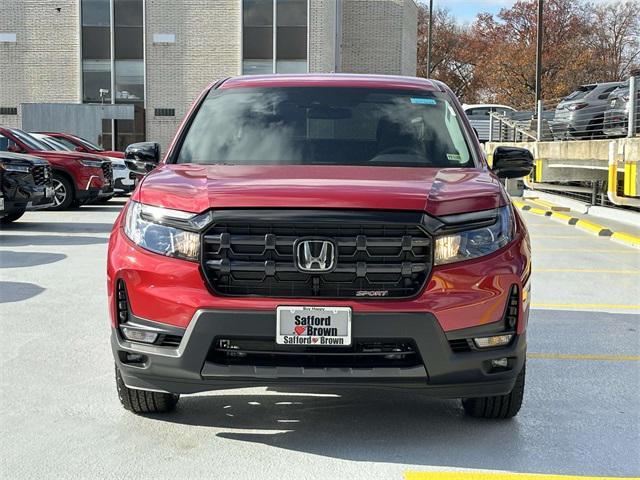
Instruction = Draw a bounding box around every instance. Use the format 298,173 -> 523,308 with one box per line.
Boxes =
462,364 -> 525,419
50,174 -> 75,210
115,365 -> 179,414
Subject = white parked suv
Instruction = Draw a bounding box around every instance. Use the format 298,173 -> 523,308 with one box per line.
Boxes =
463,104 -> 516,142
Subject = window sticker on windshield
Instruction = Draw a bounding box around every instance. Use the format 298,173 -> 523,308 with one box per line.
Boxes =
410,98 -> 437,105
447,153 -> 462,161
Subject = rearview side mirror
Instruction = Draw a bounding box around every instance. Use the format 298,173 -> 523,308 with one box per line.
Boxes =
491,146 -> 534,179
124,142 -> 160,174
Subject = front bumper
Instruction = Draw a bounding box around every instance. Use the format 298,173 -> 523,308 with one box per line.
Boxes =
108,211 -> 531,397
114,177 -> 135,194
1,184 -> 52,214
98,184 -> 115,198
113,310 -> 526,396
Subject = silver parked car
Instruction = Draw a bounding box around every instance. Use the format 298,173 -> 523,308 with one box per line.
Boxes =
552,82 -> 624,139
603,82 -> 639,137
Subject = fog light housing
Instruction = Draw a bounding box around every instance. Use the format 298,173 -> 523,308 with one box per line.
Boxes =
473,334 -> 513,349
491,357 -> 509,368
120,327 -> 159,344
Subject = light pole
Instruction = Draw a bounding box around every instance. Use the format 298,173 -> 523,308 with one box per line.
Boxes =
427,0 -> 433,77
535,0 -> 544,107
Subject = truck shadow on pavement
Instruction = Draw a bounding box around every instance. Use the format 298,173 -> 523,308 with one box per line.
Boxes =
0,281 -> 45,303
0,234 -> 108,247
3,221 -> 115,234
0,250 -> 66,268
157,389 -> 532,471
147,308 -> 640,476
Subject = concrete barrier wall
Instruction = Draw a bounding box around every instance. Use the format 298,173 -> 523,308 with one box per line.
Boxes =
485,138 -> 640,183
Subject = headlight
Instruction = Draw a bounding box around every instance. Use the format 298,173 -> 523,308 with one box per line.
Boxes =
123,201 -> 207,261
79,159 -> 104,168
112,163 -> 127,170
0,163 -> 30,173
434,206 -> 514,265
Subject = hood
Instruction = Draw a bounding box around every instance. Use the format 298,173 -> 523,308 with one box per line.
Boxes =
101,150 -> 124,159
28,150 -> 108,162
135,165 -> 507,217
0,151 -> 50,166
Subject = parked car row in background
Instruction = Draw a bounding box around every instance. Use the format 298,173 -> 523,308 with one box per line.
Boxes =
463,76 -> 638,142
0,127 -> 135,223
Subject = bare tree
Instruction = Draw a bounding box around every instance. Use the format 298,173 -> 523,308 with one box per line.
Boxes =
585,0 -> 640,80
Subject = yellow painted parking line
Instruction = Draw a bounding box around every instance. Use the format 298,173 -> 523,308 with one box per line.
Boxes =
612,231 -> 640,247
534,268 -> 640,274
549,212 -> 575,222
513,198 -> 640,249
532,302 -> 640,310
405,472 -> 640,480
530,235 -> 582,239
525,224 -> 573,228
535,248 -> 636,253
529,198 -> 556,208
528,353 -> 640,361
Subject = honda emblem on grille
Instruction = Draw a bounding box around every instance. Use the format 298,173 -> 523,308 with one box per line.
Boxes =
294,239 -> 336,273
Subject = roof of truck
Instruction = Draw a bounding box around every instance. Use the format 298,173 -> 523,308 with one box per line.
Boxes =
218,74 -> 441,91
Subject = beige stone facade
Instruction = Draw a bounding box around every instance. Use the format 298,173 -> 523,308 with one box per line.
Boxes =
0,0 -> 80,128
340,0 -> 417,76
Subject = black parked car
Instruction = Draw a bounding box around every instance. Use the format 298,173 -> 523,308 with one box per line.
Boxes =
0,152 -> 54,224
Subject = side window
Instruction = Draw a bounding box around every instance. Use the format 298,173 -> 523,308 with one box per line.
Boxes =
0,134 -> 17,152
54,137 -> 78,150
466,107 -> 490,117
443,103 -> 470,165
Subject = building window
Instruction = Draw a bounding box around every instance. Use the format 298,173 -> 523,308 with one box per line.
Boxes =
81,0 -> 145,149
242,0 -> 307,75
81,0 -> 111,102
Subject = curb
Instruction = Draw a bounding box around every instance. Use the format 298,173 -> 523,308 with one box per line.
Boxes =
512,200 -> 640,248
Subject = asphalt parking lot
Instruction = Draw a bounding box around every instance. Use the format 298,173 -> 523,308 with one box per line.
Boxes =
1,199 -> 639,480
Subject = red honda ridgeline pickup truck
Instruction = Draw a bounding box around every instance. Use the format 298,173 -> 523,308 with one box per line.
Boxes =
108,74 -> 533,419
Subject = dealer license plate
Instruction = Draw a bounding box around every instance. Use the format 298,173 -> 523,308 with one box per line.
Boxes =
276,306 -> 352,347
45,186 -> 54,198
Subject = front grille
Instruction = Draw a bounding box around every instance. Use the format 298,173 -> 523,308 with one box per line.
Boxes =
201,210 -> 432,298
31,165 -> 51,186
101,161 -> 113,182
209,337 -> 421,368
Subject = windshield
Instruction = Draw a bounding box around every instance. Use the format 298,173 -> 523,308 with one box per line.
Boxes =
73,135 -> 104,151
564,86 -> 595,101
10,129 -> 52,151
176,87 -> 475,168
35,135 -> 73,151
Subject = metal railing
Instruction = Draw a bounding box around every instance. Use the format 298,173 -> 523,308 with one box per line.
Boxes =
483,76 -> 639,143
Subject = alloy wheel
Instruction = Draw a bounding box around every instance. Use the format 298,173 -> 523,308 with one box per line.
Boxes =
52,178 -> 67,207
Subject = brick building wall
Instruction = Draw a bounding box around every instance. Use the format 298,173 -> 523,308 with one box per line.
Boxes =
340,0 -> 416,76
401,0 -> 418,76
0,0 -> 80,128
144,0 -> 241,151
309,0 -> 337,73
